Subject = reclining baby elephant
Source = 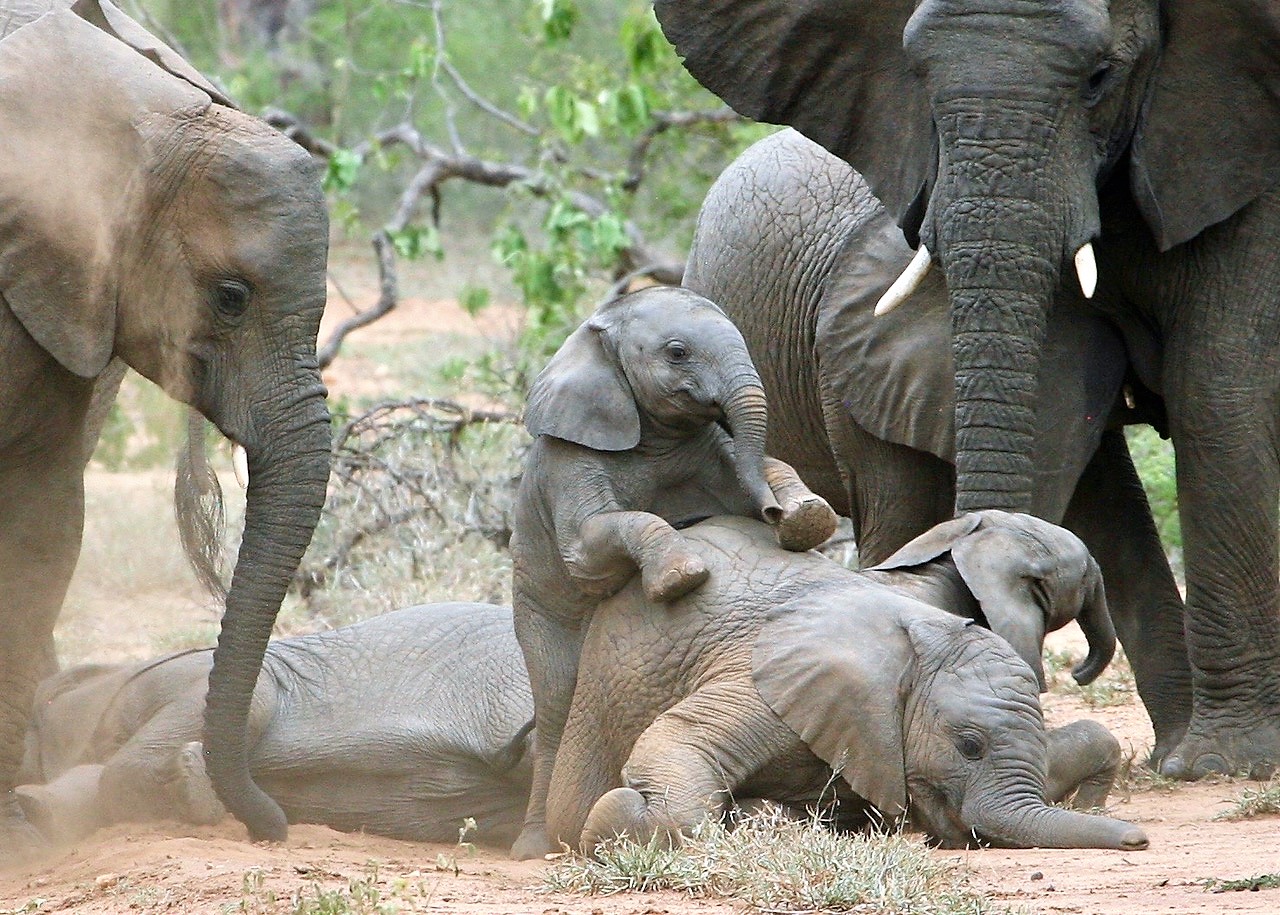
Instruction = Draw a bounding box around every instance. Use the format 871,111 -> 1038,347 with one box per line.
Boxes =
17,603 -> 534,847
548,515 -> 1147,853
511,285 -> 838,857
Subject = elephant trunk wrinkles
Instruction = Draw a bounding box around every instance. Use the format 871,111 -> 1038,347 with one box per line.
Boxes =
721,379 -> 782,523
930,101 -> 1093,515
202,383 -> 331,842
961,792 -> 1147,850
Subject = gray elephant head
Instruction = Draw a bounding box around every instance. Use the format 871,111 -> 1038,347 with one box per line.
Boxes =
524,286 -> 781,520
0,2 -> 330,841
654,0 -> 1280,512
870,510 -> 1114,690
755,592 -> 1145,850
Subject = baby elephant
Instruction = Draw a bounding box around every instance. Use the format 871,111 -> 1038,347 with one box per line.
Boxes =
548,515 -> 1146,853
862,509 -> 1115,690
18,603 -> 534,847
512,285 -> 837,857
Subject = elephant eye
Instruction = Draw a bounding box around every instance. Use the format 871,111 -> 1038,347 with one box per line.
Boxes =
955,731 -> 986,761
213,279 -> 252,320
1082,62 -> 1113,106
664,340 -> 689,362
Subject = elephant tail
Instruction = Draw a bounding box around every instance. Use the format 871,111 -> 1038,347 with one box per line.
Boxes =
175,409 -> 230,600
488,719 -> 536,777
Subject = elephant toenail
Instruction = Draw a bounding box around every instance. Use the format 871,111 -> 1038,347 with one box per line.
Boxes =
1191,753 -> 1230,777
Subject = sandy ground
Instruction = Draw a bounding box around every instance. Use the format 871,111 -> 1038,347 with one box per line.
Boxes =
7,279 -> 1279,913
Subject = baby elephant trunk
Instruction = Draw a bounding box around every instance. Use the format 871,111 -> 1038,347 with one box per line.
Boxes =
721,381 -> 782,523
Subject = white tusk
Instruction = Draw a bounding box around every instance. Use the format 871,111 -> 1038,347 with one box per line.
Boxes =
874,245 -> 932,316
1074,243 -> 1097,299
232,444 -> 249,490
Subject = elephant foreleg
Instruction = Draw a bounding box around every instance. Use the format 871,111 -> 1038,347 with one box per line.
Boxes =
1045,720 -> 1122,810
579,683 -> 789,854
567,511 -> 709,603
762,457 -> 839,550
1063,429 -> 1192,766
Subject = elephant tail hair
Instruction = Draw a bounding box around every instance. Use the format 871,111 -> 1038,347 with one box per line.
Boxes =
175,409 -> 230,601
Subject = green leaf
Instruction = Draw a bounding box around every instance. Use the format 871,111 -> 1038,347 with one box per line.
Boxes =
539,0 -> 578,44
323,149 -> 363,193
611,83 -> 651,134
575,98 -> 600,137
387,223 -> 444,261
459,285 -> 491,316
621,10 -> 666,78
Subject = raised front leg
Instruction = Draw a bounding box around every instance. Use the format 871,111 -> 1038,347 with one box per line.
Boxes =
579,684 -> 791,854
567,511 -> 709,603
1045,720 -> 1122,810
762,457 -> 839,550
1063,429 -> 1192,766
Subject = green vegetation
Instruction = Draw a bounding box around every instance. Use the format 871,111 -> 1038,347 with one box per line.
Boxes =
1214,779 -> 1280,821
1204,873 -> 1280,893
545,808 -> 1014,914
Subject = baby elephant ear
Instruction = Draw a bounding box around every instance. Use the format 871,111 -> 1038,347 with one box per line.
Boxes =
524,320 -> 640,451
752,590 -> 910,819
869,514 -> 984,572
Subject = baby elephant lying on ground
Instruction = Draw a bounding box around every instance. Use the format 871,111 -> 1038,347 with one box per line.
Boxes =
548,515 -> 1147,853
18,603 -> 534,847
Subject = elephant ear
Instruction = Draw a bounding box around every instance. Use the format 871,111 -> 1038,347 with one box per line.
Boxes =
0,10 -> 211,378
949,526 -> 1050,691
71,0 -> 237,108
524,317 -> 640,451
653,0 -> 934,234
752,586 -> 911,818
1130,0 -> 1280,250
869,514 -> 983,572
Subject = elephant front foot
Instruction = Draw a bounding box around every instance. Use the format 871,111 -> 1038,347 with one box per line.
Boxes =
642,552 -> 709,603
582,787 -> 680,855
1159,717 -> 1280,780
773,494 -> 839,552
510,823 -> 553,860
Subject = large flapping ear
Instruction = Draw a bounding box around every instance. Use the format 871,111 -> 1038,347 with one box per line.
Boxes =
524,317 -> 640,451
0,10 -> 211,378
72,0 -> 237,107
653,0 -> 934,236
869,514 -> 983,572
949,522 -> 1050,691
1130,0 -> 1280,251
752,587 -> 911,818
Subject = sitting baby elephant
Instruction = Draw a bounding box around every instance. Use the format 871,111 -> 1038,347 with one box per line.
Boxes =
548,516 -> 1146,853
512,285 -> 837,857
18,603 -> 534,847
861,508 -> 1115,691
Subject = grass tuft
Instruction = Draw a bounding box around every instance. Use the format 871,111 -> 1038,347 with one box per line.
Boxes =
1214,780 -> 1280,821
544,807 -> 1014,914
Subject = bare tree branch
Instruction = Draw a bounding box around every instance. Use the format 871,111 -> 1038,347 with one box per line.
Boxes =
622,107 -> 743,193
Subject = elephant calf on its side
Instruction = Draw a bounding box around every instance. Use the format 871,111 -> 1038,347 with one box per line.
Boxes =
17,603 -> 534,847
549,516 -> 1145,853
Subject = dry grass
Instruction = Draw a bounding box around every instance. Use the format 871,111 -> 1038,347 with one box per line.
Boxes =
1214,780 -> 1280,821
545,807 -> 1015,914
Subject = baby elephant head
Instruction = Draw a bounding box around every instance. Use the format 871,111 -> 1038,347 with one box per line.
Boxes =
524,286 -> 781,521
871,510 -> 1114,690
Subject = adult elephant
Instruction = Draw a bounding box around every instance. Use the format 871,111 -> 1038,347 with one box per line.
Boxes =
684,129 -> 1189,767
0,0 -> 330,858
656,0 -> 1280,779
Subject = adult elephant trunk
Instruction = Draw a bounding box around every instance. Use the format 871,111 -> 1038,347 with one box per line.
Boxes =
962,793 -> 1148,850
201,377 -> 331,842
720,376 -> 783,523
927,99 -> 1098,515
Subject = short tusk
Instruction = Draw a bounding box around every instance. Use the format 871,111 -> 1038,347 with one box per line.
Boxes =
1074,243 -> 1097,299
874,245 -> 932,316
232,444 -> 249,490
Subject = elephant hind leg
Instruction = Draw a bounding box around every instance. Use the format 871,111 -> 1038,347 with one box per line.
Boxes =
1046,720 -> 1122,810
580,684 -> 792,855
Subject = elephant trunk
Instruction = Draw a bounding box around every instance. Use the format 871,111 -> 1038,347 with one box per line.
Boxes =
1072,556 -> 1117,685
962,792 -> 1147,850
928,99 -> 1097,515
201,379 -> 331,842
720,378 -> 782,523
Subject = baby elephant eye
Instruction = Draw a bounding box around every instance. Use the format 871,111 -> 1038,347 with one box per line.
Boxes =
664,340 -> 689,362
214,279 -> 252,319
956,732 -> 986,761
